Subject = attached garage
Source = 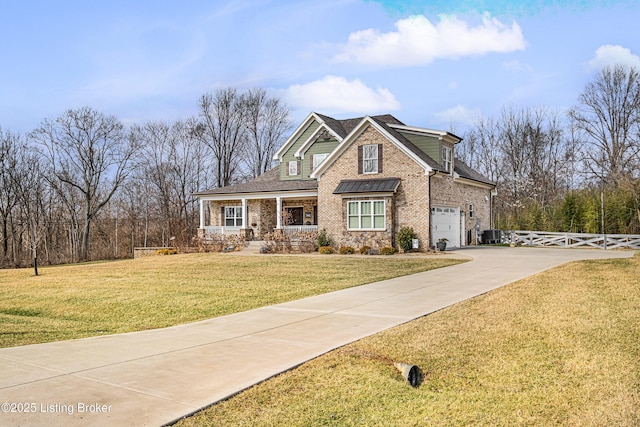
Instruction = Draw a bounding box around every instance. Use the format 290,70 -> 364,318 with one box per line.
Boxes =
431,206 -> 460,248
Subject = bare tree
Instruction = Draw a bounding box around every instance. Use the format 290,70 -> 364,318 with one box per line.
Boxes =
568,64 -> 640,185
170,119 -> 215,243
462,106 -> 575,229
133,119 -> 213,246
461,115 -> 502,184
31,107 -> 139,262
15,150 -> 47,275
133,121 -> 175,244
0,129 -> 22,264
243,88 -> 291,178
196,88 -> 247,187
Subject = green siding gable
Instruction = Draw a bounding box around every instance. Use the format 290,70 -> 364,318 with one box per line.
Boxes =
301,139 -> 339,178
397,130 -> 443,163
280,120 -> 320,180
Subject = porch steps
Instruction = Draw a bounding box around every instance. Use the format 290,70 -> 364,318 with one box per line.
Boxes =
240,240 -> 266,254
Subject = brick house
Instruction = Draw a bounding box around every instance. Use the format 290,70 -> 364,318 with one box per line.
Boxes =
194,113 -> 496,250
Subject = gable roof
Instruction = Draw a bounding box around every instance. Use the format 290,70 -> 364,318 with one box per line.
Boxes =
276,112 -> 407,161
195,112 -> 494,198
311,115 -> 446,179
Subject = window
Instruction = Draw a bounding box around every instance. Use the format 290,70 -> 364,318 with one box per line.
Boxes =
225,206 -> 243,227
312,153 -> 329,172
283,207 -> 304,225
288,160 -> 298,176
363,144 -> 378,174
347,200 -> 385,230
442,146 -> 452,173
469,204 -> 474,219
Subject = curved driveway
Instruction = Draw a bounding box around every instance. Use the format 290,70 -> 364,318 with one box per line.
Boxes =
0,247 -> 633,426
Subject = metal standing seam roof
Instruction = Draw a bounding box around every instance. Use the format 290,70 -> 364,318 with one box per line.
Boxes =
333,177 -> 402,194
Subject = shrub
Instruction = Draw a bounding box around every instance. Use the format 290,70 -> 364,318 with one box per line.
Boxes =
398,226 -> 417,252
339,246 -> 355,254
359,245 -> 372,255
317,229 -> 333,248
156,248 -> 178,255
380,246 -> 396,255
318,246 -> 335,254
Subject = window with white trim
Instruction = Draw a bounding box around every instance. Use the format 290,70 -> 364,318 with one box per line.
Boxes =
442,146 -> 452,173
288,160 -> 298,176
225,206 -> 243,227
347,200 -> 385,230
469,204 -> 474,219
363,144 -> 378,174
312,153 -> 329,171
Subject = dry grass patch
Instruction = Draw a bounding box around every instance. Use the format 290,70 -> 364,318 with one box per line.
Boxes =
0,253 -> 462,348
176,254 -> 640,427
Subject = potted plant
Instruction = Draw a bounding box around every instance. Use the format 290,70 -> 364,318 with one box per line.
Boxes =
436,237 -> 448,251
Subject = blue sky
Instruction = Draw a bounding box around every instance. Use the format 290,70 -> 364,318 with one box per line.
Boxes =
1,0 -> 639,134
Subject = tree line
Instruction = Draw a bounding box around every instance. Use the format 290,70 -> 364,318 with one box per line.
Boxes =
0,88 -> 291,269
2,64 -> 639,269
459,64 -> 640,234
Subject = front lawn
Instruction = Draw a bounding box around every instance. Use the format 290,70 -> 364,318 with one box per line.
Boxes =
0,253 -> 463,348
176,254 -> 640,426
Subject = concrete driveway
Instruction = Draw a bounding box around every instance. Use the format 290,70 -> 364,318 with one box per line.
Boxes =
0,247 -> 633,426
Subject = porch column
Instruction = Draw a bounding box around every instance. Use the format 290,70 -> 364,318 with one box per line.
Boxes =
199,199 -> 205,229
276,196 -> 282,229
241,198 -> 247,229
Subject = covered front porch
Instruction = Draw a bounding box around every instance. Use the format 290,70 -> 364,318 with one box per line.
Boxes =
197,190 -> 318,240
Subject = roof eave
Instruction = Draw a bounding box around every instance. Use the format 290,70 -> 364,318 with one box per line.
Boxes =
311,116 -> 435,179
273,112 -> 325,161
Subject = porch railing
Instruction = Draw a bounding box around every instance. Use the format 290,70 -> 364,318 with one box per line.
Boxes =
202,226 -> 241,236
282,225 -> 318,234
202,225 -> 318,236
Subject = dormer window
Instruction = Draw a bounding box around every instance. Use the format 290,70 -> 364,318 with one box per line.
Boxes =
288,160 -> 299,176
359,144 -> 382,174
442,146 -> 452,174
311,153 -> 329,173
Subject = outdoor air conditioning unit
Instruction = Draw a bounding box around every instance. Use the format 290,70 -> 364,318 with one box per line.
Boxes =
482,230 -> 502,244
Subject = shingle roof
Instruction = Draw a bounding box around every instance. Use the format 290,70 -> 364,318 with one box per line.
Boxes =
370,117 -> 445,171
317,113 -> 405,140
194,113 -> 494,198
334,177 -> 401,194
193,167 -> 317,196
453,159 -> 495,186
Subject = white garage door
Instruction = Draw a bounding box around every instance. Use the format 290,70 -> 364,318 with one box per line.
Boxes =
432,206 -> 460,248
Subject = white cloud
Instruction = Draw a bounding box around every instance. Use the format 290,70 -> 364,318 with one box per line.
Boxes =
285,75 -> 400,113
587,45 -> 640,70
435,105 -> 482,127
333,13 -> 525,66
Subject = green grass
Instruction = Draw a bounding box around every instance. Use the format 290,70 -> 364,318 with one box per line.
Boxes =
175,254 -> 640,427
0,253 -> 463,348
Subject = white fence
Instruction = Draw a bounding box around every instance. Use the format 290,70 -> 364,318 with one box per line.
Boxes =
202,226 -> 241,236
504,230 -> 640,250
